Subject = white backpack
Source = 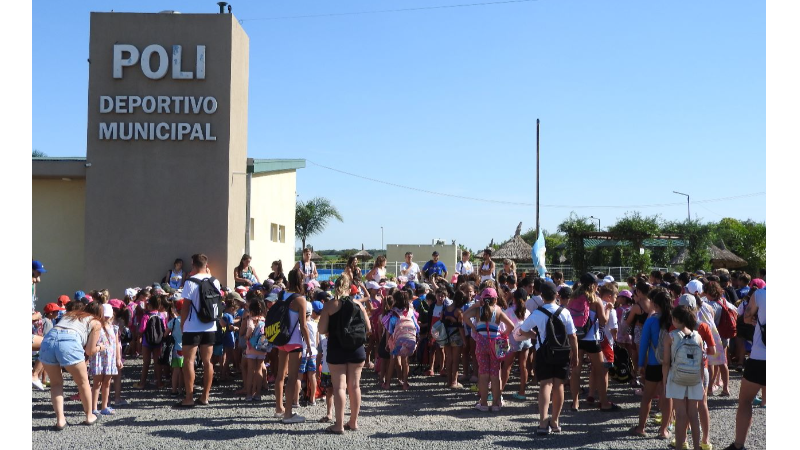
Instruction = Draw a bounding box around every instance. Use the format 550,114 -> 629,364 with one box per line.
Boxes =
670,329 -> 704,386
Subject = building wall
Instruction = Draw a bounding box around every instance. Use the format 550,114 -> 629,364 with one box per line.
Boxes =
386,244 -> 458,274
32,179 -> 86,308
83,13 -> 247,294
249,170 -> 297,273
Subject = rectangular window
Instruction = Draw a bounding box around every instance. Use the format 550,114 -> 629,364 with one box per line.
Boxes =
250,218 -> 255,241
271,223 -> 278,242
279,225 -> 286,243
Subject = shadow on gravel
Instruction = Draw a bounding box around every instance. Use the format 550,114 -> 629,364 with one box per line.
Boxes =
370,430 -> 487,441
150,427 -> 322,441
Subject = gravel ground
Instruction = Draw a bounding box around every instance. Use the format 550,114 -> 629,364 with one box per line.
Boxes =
32,359 -> 765,449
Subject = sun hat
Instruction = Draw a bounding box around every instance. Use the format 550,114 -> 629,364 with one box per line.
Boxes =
598,275 -> 615,286
686,279 -> 703,295
618,290 -> 633,300
384,281 -> 398,289
33,260 -> 47,274
44,303 -> 65,313
227,291 -> 245,304
678,294 -> 697,309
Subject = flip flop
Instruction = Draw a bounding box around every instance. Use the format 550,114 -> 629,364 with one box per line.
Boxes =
83,417 -> 98,426
194,399 -> 209,406
173,401 -> 195,408
52,423 -> 67,431
326,425 -> 344,435
318,417 -> 332,423
600,403 -> 623,412
628,426 -> 647,437
344,424 -> 359,431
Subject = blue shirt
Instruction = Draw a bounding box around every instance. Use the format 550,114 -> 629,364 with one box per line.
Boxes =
222,313 -> 236,347
638,315 -> 663,367
736,286 -> 750,299
422,260 -> 447,277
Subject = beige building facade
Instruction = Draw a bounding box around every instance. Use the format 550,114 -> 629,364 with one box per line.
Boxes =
386,244 -> 459,275
32,12 -> 301,307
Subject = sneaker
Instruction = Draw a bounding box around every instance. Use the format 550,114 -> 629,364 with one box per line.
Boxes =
100,407 -> 115,415
753,396 -> 762,406
32,379 -> 46,391
490,405 -> 501,412
291,403 -> 301,409
487,394 -> 493,402
281,413 -> 306,424
474,403 -> 489,412
511,393 -> 527,401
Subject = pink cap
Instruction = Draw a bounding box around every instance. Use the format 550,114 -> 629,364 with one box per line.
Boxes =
749,278 -> 766,289
479,288 -> 498,300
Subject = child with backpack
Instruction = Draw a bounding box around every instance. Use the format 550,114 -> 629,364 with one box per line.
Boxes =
244,299 -> 268,401
385,290 -> 420,390
518,281 -> 578,435
501,288 -> 532,400
663,305 -> 706,450
317,332 -> 334,422
134,295 -> 166,389
111,307 -> 130,406
440,293 -> 465,389
221,301 -> 238,382
89,305 -> 121,415
378,293 -> 396,389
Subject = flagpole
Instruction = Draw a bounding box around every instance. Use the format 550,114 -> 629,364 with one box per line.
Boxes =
536,118 -> 540,237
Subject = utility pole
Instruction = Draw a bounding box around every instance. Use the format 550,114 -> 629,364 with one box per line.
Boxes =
590,216 -> 601,232
673,191 -> 690,221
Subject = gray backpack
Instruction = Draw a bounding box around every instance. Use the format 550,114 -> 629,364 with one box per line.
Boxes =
670,330 -> 704,386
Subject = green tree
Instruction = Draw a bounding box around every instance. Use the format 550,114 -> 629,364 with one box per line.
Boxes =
521,228 -> 566,266
295,197 -> 343,250
32,149 -> 47,157
608,212 -> 661,273
710,218 -> 766,274
662,219 -> 713,272
557,213 -> 596,275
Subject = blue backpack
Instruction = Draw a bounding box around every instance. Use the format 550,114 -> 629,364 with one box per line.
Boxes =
249,319 -> 272,352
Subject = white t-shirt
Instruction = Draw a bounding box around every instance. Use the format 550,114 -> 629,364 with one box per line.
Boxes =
751,288 -> 766,361
306,320 -> 319,356
601,301 -> 618,345
525,295 -> 544,314
182,274 -> 221,333
298,260 -> 316,284
400,262 -> 421,281
520,302 -> 576,351
320,335 -> 329,373
502,304 -> 530,335
456,261 -> 474,275
581,308 -> 601,342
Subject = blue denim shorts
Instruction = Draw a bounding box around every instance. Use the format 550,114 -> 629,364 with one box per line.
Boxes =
38,329 -> 86,367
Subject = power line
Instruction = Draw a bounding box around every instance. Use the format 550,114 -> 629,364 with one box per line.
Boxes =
305,159 -> 765,209
239,0 -> 538,22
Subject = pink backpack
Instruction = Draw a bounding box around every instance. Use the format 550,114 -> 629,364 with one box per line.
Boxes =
567,294 -> 593,339
389,309 -> 418,357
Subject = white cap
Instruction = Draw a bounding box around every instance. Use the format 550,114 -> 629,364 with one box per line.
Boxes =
686,279 -> 703,295
366,281 -> 381,290
102,303 -> 114,318
598,275 -> 615,286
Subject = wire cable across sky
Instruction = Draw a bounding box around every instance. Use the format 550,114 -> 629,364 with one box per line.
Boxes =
306,159 -> 765,209
239,0 -> 538,22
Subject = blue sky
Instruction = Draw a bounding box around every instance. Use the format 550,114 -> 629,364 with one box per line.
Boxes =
33,0 -> 765,252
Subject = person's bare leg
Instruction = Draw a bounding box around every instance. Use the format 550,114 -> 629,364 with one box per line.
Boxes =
591,352 -> 610,407
518,350 -> 528,396
64,362 -> 97,423
501,356 -> 512,390
635,380 -> 659,432
32,335 -> 43,351
721,363 -> 730,395
283,352 -> 302,419
538,379 -> 552,428
139,346 -> 152,385
329,363 -> 347,432
307,368 -> 317,403
658,387 -> 672,438
274,352 -> 288,414
734,379 -> 762,448
699,388 -> 711,444
113,374 -> 122,403
570,350 -> 586,408
674,399 -> 688,449
346,361 -> 365,429
490,375 -> 501,407
198,344 -> 214,403
688,400 -> 701,450
449,346 -> 461,387
180,345 -> 198,405
386,356 -> 397,386
91,374 -> 102,412
551,379 -> 565,428
100,376 -> 112,410
43,364 -> 67,427
153,348 -> 163,388
32,360 -> 44,384
401,356 -> 410,385
478,374 -> 489,405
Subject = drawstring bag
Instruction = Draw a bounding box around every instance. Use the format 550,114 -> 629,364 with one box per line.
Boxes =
485,317 -> 510,360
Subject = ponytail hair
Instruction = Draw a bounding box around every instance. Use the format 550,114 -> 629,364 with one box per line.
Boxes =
649,287 -> 673,330
512,289 -> 527,320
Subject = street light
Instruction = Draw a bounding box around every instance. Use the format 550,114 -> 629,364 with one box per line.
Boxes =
673,191 -> 690,221
381,226 -> 384,250
589,216 -> 601,232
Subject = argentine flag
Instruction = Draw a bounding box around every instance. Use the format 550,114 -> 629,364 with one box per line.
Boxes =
532,229 -> 547,277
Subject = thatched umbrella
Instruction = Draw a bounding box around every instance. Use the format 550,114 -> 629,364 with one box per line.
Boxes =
669,243 -> 747,269
309,251 -> 324,262
492,222 -> 533,262
354,244 -> 372,260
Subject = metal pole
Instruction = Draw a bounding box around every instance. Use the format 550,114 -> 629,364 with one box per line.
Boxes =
536,119 -> 540,236
381,226 -> 384,250
590,216 -> 600,232
673,191 -> 690,222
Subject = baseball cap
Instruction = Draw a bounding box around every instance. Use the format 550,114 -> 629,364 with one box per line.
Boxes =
251,283 -> 264,291
598,275 -> 615,286
686,279 -> 703,295
618,290 -> 633,300
109,299 -> 124,309
678,294 -> 697,309
160,283 -> 175,294
227,291 -> 245,304
349,285 -> 359,295
384,281 -> 398,289
366,281 -> 381,290
57,295 -> 70,305
235,286 -> 248,295
44,303 -> 64,313
265,292 -> 279,303
33,260 -> 47,274
749,278 -> 766,290
406,281 -> 417,291
125,288 -> 138,299
311,300 -> 324,314
540,281 -> 558,298
580,272 -> 598,286
314,291 -> 332,302
479,288 -> 498,300
102,304 -> 114,318
695,270 -> 706,276
74,291 -> 86,301
419,283 -> 431,292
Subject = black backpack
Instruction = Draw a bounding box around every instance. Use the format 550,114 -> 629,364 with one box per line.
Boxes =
187,276 -> 222,323
144,313 -> 165,346
264,292 -> 299,346
335,296 -> 367,351
536,306 -> 572,366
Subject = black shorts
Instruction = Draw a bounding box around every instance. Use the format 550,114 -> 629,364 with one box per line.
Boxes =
378,334 -> 391,359
743,358 -> 766,386
327,344 -> 366,365
578,339 -> 601,354
534,348 -> 568,381
182,331 -> 216,347
319,373 -> 332,389
645,364 -> 663,383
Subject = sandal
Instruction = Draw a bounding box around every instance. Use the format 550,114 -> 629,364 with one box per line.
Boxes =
600,403 -> 622,412
551,422 -> 562,433
511,393 -> 526,401
325,425 -> 343,435
318,416 -> 332,423
194,399 -> 209,406
173,401 -> 195,408
536,419 -> 551,435
83,417 -> 98,426
344,424 -> 359,431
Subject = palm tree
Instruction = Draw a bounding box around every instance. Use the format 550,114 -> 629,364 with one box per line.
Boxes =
295,197 -> 343,250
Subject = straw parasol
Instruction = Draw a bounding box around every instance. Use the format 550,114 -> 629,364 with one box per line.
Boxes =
492,222 -> 533,262
354,244 -> 372,260
309,251 -> 324,262
669,243 -> 747,269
